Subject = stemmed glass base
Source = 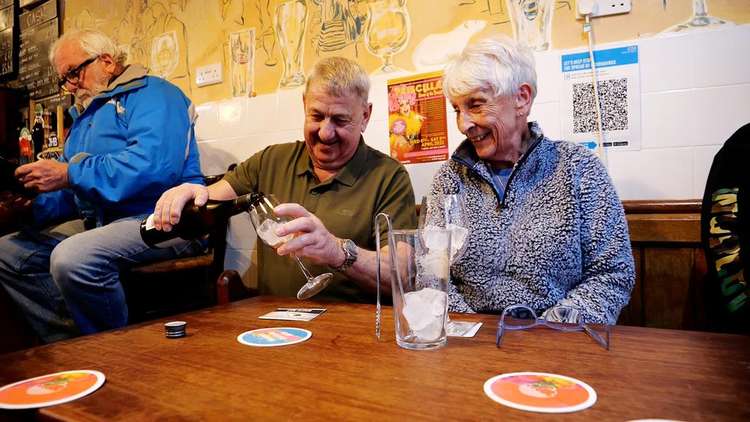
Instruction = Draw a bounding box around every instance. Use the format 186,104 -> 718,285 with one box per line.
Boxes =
293,255 -> 333,300
296,272 -> 334,300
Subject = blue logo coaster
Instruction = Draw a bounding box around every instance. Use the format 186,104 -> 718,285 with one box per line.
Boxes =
236,327 -> 312,347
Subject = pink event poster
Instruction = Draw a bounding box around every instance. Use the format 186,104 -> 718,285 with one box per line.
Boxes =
387,71 -> 448,164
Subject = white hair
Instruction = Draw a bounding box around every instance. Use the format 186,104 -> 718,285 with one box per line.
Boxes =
49,29 -> 128,66
443,34 -> 537,102
305,56 -> 370,106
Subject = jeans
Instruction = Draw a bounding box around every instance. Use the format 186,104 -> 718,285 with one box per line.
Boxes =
0,216 -> 204,343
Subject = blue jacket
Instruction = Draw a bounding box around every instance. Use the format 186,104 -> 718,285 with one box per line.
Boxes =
33,65 -> 203,227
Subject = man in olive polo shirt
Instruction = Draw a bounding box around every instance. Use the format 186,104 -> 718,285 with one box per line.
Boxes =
152,57 -> 417,301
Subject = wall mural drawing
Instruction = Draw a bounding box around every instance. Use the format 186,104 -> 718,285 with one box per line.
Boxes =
111,1 -> 149,68
662,0 -> 734,33
72,9 -> 106,30
458,0 -> 509,25
62,0 -> 748,104
219,0 -> 246,26
150,31 -> 179,79
506,0 -> 554,51
365,0 -> 412,74
310,0 -> 368,55
143,0 -> 191,95
256,0 -> 278,66
275,0 -> 308,88
230,28 -> 255,97
411,20 -> 486,68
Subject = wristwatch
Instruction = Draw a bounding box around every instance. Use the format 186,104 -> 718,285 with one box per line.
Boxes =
332,238 -> 358,272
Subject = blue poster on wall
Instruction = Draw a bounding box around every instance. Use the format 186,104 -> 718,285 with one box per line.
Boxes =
560,44 -> 641,152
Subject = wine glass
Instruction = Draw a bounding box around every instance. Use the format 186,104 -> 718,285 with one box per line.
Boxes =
419,193 -> 468,332
249,194 -> 334,300
421,193 -> 469,264
442,194 -> 469,263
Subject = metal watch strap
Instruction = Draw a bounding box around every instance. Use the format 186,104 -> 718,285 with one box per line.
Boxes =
331,238 -> 357,272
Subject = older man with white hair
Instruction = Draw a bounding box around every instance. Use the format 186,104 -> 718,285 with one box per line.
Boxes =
0,29 -> 204,342
424,35 -> 634,325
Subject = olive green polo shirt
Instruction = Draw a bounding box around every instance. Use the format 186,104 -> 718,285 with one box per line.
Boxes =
223,139 -> 417,302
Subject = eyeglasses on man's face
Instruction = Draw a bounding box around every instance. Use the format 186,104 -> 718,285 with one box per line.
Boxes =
495,304 -> 610,350
57,56 -> 98,89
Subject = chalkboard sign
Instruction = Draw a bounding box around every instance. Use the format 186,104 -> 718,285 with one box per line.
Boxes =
19,0 -> 54,30
16,0 -> 58,99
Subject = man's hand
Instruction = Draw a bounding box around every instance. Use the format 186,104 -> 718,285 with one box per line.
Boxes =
15,160 -> 69,192
152,183 -> 208,231
273,203 -> 345,267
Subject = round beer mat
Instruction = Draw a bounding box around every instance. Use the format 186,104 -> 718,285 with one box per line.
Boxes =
0,370 -> 105,409
483,372 -> 596,413
237,327 -> 312,347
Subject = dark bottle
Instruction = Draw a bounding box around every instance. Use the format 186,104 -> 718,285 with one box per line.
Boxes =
31,105 -> 45,159
140,192 -> 262,247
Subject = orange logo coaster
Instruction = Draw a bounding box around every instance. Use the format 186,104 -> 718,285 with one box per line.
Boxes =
0,370 -> 105,409
484,372 -> 596,413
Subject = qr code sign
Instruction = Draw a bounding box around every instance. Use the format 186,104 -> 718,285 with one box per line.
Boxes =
572,78 -> 628,133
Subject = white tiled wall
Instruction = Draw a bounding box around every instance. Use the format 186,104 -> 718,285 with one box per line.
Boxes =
194,25 -> 750,278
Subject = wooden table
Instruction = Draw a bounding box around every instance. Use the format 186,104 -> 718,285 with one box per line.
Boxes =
1,296 -> 748,421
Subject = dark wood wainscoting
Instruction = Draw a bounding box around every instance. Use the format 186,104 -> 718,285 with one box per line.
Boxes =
617,200 -> 706,330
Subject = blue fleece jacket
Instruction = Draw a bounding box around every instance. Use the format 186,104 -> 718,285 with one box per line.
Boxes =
426,122 -> 634,324
33,65 -> 203,227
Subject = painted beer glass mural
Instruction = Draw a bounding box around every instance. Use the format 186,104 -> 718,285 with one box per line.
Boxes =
258,0 -> 278,66
506,0 -> 554,51
230,29 -> 255,97
61,0 -> 747,103
365,0 -> 412,73
275,0 -> 308,88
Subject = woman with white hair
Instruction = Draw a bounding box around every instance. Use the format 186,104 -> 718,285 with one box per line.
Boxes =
426,35 -> 634,325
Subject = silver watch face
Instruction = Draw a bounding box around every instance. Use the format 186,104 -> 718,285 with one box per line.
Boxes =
335,239 -> 357,271
343,239 -> 358,260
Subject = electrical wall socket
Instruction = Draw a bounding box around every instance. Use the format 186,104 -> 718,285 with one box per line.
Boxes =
576,0 -> 631,19
196,63 -> 222,87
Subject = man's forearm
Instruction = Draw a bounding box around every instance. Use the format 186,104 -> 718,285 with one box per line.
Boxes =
207,179 -> 238,201
339,246 -> 392,297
